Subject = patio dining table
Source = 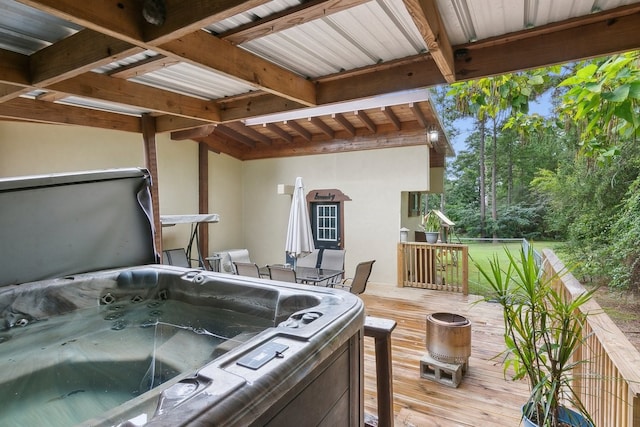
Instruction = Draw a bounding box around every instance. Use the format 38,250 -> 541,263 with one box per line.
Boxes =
259,265 -> 343,286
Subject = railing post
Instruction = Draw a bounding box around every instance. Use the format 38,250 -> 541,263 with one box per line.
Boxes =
397,243 -> 405,287
365,316 -> 397,427
461,245 -> 468,295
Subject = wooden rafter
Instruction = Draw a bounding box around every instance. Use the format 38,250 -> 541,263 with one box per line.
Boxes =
0,97 -> 140,132
30,30 -> 142,85
108,55 -> 179,79
409,102 -> 428,128
0,49 -> 30,86
354,110 -> 377,133
332,113 -> 356,137
213,124 -> 256,148
402,0 -> 455,83
381,106 -> 401,131
284,120 -> 312,142
35,91 -> 67,102
156,115 -> 209,133
219,0 -> 370,45
226,122 -> 272,145
170,125 -> 216,140
308,117 -> 335,139
141,0 -> 271,44
0,83 -> 31,102
265,123 -> 293,143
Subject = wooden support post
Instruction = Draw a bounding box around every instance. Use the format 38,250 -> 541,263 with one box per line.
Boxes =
141,113 -> 162,256
198,142 -> 209,263
364,316 -> 397,427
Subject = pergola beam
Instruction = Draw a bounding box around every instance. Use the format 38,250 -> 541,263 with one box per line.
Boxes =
402,0 -> 455,83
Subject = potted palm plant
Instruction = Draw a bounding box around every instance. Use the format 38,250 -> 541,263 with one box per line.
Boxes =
421,210 -> 441,244
476,246 -> 594,427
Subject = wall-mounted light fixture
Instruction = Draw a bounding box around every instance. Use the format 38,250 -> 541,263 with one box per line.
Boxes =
277,184 -> 294,195
428,126 -> 439,143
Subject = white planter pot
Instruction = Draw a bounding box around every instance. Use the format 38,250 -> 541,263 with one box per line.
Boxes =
425,232 -> 439,244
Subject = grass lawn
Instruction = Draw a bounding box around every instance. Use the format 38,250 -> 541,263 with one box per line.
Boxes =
465,240 -> 565,296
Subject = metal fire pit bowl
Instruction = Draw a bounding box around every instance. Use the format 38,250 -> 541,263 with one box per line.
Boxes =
425,312 -> 471,364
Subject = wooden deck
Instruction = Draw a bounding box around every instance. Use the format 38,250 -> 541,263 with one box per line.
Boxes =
360,282 -> 531,426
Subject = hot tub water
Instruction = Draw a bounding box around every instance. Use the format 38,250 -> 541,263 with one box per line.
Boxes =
0,298 -> 271,426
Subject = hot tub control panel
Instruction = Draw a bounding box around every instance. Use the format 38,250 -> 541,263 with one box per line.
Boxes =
236,342 -> 289,370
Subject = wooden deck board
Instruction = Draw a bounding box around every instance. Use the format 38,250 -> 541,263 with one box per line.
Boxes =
361,282 -> 530,426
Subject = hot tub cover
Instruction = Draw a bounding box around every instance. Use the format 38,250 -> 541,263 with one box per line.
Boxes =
0,168 -> 157,287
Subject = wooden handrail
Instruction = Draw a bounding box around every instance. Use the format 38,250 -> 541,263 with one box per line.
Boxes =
542,249 -> 640,427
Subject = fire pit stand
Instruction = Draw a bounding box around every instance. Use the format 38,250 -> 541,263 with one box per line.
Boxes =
420,312 -> 471,388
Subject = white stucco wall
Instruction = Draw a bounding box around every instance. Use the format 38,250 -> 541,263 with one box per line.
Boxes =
241,146 -> 429,284
1,121 -> 431,284
0,122 -> 201,253
0,122 -> 144,175
207,151 -> 244,252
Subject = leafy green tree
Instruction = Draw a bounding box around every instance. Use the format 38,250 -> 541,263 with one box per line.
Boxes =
440,53 -> 640,290
608,176 -> 640,291
447,69 -> 558,237
558,51 -> 640,162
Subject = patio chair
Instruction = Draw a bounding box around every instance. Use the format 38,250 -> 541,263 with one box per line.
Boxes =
335,260 -> 375,295
268,265 -> 297,283
162,248 -> 191,268
319,249 -> 346,285
295,249 -> 320,268
233,262 -> 261,278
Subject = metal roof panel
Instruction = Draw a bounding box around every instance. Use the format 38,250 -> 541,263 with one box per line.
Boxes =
240,0 -> 427,79
0,0 -> 80,54
57,96 -> 148,116
131,62 -> 257,100
205,0 -> 303,33
437,0 -> 638,45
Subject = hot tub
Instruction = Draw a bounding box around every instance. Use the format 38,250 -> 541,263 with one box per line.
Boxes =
0,169 -> 364,426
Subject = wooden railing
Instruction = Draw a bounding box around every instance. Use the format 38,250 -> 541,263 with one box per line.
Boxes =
397,242 -> 468,295
543,249 -> 640,427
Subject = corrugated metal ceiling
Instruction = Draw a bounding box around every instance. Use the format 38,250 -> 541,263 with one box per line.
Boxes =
240,0 -> 427,79
6,0 -> 433,114
438,0 -> 638,44
2,0 -> 638,108
0,1 -> 80,54
1,0 -> 640,159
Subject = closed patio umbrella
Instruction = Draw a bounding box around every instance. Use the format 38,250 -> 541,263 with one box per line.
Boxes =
285,177 -> 315,267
